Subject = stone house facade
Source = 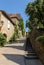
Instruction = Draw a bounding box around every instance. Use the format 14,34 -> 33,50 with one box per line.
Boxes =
0,10 -> 14,41
9,14 -> 22,38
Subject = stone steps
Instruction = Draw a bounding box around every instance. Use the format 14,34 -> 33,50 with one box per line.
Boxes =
25,55 -> 38,59
25,43 -> 39,59
27,53 -> 37,56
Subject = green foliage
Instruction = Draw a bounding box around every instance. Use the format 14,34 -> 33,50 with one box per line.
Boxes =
26,20 -> 33,29
36,35 -> 44,44
25,0 -> 44,29
15,26 -> 19,38
19,19 -> 24,30
28,30 -> 32,34
10,24 -> 19,43
22,29 -> 25,36
0,33 -> 6,46
37,22 -> 44,29
9,32 -> 18,43
12,32 -> 18,40
19,19 -> 25,36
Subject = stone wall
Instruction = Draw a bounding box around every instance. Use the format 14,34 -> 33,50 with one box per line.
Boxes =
11,18 -> 23,38
0,12 -> 14,41
29,28 -> 44,64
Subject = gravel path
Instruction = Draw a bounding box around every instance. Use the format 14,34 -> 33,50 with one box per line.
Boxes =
0,38 -> 26,65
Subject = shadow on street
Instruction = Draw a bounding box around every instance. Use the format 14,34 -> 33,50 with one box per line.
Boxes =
3,54 -> 25,65
4,39 -> 26,51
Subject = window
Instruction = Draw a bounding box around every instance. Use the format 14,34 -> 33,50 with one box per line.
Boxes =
1,21 -> 4,25
3,33 -> 7,38
8,21 -> 10,30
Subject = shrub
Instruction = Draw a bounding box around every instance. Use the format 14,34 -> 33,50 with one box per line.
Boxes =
9,32 -> 18,43
12,32 -> 18,41
36,35 -> 44,44
22,30 -> 25,36
37,22 -> 44,30
0,33 -> 6,46
28,30 -> 32,34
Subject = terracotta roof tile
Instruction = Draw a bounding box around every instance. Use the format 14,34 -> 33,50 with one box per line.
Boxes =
0,10 -> 14,25
9,14 -> 22,20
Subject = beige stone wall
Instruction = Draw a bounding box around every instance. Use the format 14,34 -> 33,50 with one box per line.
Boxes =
0,12 -> 14,41
11,18 -> 19,25
11,18 -> 22,38
29,29 -> 44,64
12,18 -> 19,29
18,30 -> 22,38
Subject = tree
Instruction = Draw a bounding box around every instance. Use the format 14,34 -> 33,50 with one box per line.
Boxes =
25,0 -> 44,29
26,20 -> 33,29
19,19 -> 24,30
0,33 -> 6,46
19,19 -> 25,36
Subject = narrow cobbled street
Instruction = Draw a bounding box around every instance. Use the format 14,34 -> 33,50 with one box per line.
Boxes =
0,38 -> 43,65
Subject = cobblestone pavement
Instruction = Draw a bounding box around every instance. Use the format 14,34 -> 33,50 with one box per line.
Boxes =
0,38 -> 26,65
25,59 -> 43,65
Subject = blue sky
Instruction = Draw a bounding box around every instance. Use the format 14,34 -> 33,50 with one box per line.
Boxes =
0,0 -> 34,31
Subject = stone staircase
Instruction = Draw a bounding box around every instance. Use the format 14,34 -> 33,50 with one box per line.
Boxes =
25,42 -> 38,59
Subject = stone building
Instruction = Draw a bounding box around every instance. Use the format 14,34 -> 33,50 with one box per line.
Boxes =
9,14 -> 23,38
0,10 -> 14,41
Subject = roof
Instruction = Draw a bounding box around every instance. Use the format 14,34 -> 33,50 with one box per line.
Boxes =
0,10 -> 14,25
9,14 -> 22,20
